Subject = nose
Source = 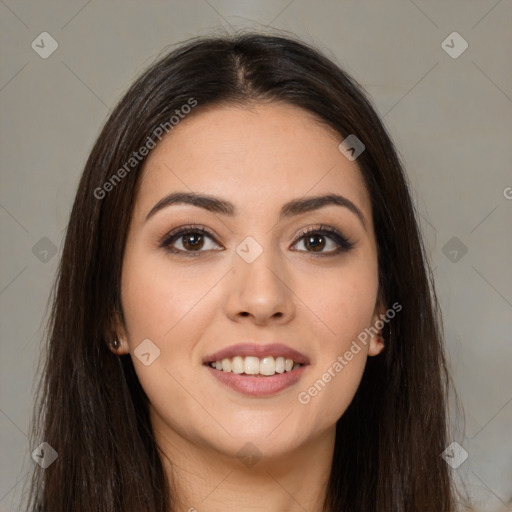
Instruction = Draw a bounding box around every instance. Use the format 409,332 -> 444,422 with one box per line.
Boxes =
225,243 -> 295,326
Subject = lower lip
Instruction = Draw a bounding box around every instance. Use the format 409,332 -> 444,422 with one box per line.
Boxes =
205,364 -> 307,397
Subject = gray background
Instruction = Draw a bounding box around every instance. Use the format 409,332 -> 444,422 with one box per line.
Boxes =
1,1 -> 511,510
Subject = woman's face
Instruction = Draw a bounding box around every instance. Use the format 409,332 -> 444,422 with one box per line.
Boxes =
114,102 -> 384,461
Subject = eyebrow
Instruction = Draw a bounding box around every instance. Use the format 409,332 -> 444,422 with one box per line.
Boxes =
145,191 -> 366,229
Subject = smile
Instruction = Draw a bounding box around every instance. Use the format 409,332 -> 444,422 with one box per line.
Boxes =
203,342 -> 309,396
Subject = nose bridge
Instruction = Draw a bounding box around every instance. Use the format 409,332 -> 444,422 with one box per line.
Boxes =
227,232 -> 294,323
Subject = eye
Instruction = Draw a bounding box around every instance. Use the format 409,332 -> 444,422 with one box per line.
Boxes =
159,224 -> 355,257
159,225 -> 222,256
291,225 -> 355,256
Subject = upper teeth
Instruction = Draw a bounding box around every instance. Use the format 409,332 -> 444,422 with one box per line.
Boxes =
209,356 -> 302,376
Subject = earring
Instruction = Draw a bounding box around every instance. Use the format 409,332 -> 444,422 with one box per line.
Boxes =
111,339 -> 120,350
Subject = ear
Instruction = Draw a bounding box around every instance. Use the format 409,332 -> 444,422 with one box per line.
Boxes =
108,309 -> 130,355
368,297 -> 386,357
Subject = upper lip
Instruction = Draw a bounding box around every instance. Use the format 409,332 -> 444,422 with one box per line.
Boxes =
203,343 -> 310,365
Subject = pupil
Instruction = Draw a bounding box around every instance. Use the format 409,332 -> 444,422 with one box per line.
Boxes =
184,234 -> 203,250
307,235 -> 324,252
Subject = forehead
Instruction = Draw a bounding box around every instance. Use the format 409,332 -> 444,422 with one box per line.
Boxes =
134,103 -> 371,222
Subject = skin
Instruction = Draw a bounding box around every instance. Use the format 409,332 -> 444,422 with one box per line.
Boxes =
113,102 -> 385,512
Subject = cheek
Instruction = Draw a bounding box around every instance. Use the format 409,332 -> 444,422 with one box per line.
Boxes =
298,256 -> 379,352
118,248 -> 218,443
118,247 -> 227,414
298,353 -> 367,432
294,259 -> 378,423
296,293 -> 373,432
120,246 -> 224,343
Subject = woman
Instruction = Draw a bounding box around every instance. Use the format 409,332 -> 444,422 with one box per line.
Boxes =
26,32 -> 461,511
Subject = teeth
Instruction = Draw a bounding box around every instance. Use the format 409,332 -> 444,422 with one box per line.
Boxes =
208,355 -> 303,375
244,356 -> 259,375
232,356 -> 244,374
259,356 -> 275,376
221,358 -> 232,372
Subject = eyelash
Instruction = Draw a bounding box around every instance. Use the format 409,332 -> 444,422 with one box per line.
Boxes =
159,224 -> 355,258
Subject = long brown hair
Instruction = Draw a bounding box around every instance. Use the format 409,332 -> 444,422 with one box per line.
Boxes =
26,31 -> 460,511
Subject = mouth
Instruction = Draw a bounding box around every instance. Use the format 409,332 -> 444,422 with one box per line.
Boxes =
203,343 -> 309,396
